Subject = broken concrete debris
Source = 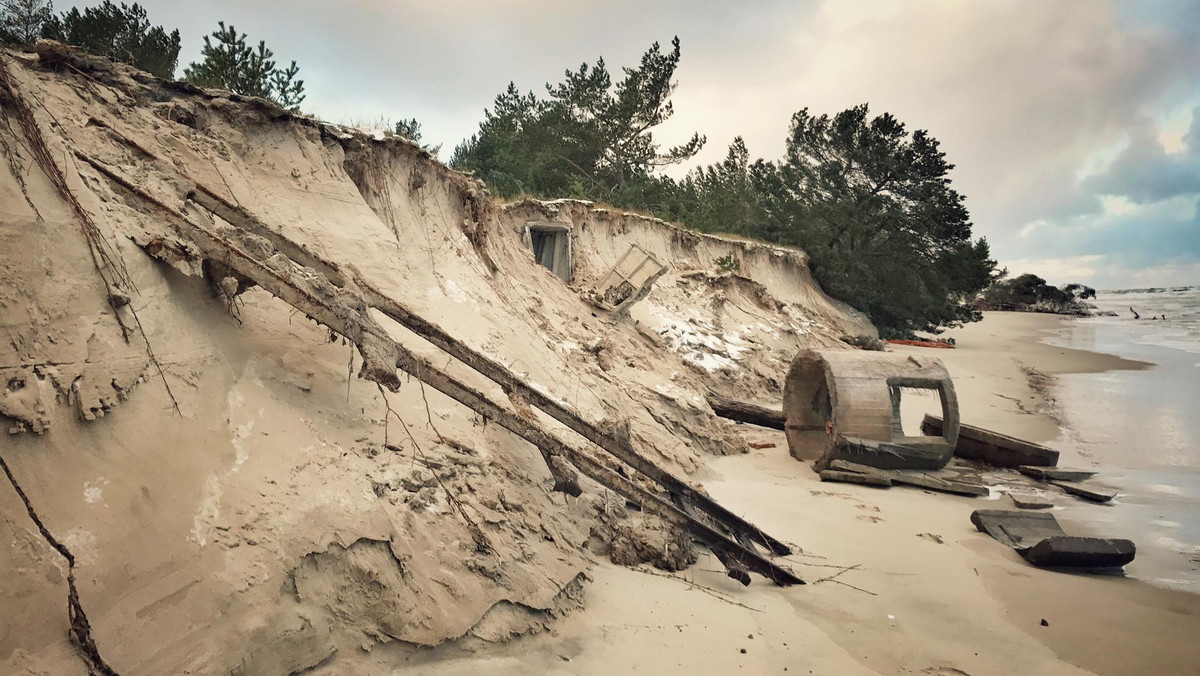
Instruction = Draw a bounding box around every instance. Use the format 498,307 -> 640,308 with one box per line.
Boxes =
1010,492 -> 1054,510
819,469 -> 892,487
887,471 -> 988,497
587,243 -> 667,313
814,459 -> 987,497
830,436 -> 953,471
922,415 -> 1060,468
1018,466 -> 1098,482
1023,537 -> 1136,568
1051,481 -> 1116,504
971,509 -> 1135,570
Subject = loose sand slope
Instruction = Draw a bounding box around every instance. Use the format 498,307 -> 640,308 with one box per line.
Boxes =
0,45 -> 867,674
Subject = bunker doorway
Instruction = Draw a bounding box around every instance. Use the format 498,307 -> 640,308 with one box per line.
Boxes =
525,222 -> 572,282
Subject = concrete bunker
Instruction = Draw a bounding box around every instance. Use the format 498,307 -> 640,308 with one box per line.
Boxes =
524,221 -> 573,282
782,349 -> 960,470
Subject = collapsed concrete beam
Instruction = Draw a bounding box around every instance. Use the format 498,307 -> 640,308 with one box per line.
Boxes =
1022,536 -> 1135,568
922,415 -> 1059,468
1017,466 -> 1097,482
1051,481 -> 1116,504
970,509 -> 1135,570
827,436 -> 952,471
705,392 -> 786,431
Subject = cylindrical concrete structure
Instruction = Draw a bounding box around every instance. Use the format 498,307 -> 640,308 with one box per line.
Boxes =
782,349 -> 959,466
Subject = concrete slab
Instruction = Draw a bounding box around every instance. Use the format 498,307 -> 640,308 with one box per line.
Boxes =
1052,481 -> 1116,503
1018,466 -> 1098,482
818,469 -> 891,487
970,509 -> 1065,549
1010,492 -> 1053,510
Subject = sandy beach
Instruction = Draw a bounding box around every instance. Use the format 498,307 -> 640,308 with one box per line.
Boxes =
378,312 -> 1200,676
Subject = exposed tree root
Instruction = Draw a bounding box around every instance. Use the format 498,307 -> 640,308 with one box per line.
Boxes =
0,54 -> 180,417
0,454 -> 119,675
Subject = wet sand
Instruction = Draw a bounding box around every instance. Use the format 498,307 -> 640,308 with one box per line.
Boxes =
387,312 -> 1199,675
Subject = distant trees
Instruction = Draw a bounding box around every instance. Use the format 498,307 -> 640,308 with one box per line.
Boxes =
981,273 -> 1095,314
41,2 -> 180,78
0,0 -> 53,43
748,105 -> 996,335
183,21 -> 305,110
452,37 -> 705,203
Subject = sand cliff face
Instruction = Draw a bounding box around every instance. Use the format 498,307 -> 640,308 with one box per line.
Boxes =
0,44 -> 869,674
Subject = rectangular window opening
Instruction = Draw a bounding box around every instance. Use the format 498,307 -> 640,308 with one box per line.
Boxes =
525,223 -> 572,282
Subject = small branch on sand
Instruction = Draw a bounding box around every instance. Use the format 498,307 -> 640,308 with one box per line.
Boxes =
811,563 -> 877,595
637,567 -> 765,613
824,579 -> 878,596
376,384 -> 493,555
813,563 -> 861,584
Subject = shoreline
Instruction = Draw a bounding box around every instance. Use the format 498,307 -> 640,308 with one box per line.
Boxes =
380,311 -> 1199,675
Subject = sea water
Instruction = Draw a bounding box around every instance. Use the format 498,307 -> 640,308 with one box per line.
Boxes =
1043,286 -> 1200,591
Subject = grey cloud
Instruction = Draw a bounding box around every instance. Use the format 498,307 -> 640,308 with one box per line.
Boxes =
74,0 -> 1200,284
1084,108 -> 1200,204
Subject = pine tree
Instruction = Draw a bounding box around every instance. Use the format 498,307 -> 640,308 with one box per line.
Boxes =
40,2 -> 180,79
452,37 -> 704,203
183,22 -> 306,111
0,0 -> 52,44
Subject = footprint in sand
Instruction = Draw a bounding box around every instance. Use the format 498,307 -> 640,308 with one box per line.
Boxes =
856,515 -> 884,523
917,533 -> 945,544
855,504 -> 881,513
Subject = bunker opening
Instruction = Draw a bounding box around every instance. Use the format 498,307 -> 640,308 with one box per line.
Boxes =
525,222 -> 573,282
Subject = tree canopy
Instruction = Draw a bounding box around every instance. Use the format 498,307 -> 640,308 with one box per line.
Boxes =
451,37 -> 704,203
183,21 -> 305,110
41,2 -> 180,78
747,105 -> 996,335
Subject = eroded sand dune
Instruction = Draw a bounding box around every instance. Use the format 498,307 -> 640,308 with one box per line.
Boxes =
0,44 -> 869,673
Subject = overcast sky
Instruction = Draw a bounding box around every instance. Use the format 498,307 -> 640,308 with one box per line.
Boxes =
94,0 -> 1200,289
